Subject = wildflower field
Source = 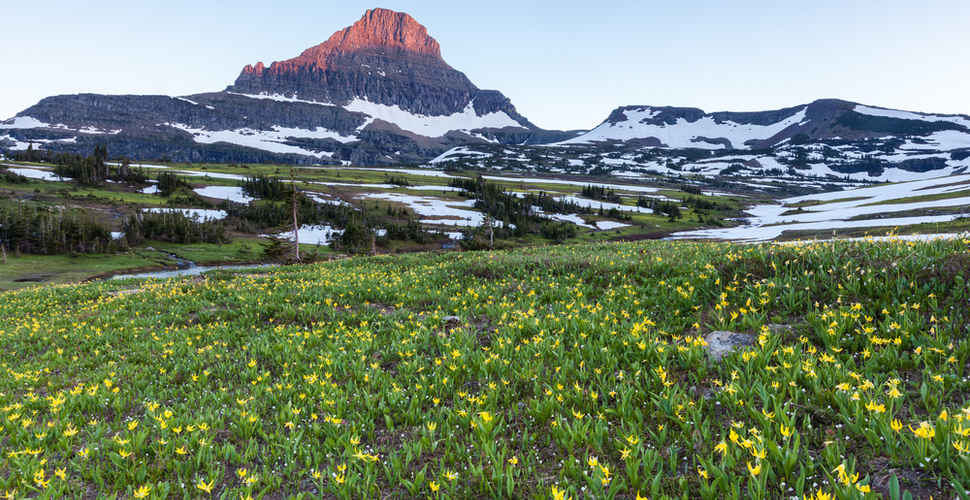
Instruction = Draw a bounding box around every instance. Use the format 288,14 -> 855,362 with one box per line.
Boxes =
2,238 -> 970,499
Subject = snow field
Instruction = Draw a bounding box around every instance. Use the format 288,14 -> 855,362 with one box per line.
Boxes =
672,173 -> 970,242
560,108 -> 809,150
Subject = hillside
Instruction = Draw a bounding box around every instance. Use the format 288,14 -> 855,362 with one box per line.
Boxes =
427,99 -> 970,184
3,154 -> 970,295
561,99 -> 970,150
1,239 -> 968,498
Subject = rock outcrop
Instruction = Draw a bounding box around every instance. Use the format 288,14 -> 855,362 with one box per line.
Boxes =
704,331 -> 756,362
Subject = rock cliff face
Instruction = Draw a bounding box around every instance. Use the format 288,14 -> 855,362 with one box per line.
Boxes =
227,8 -> 520,120
1,8 -> 557,165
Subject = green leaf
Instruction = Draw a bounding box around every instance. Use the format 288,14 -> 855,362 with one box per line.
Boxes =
952,479 -> 970,500
889,474 -> 900,500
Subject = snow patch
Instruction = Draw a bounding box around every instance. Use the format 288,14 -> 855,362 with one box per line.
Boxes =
900,130 -> 970,151
193,186 -> 255,204
6,167 -> 69,181
537,212 -> 595,228
144,208 -> 228,220
167,123 -> 355,158
345,99 -> 525,138
275,225 -> 343,246
173,170 -> 250,181
672,173 -> 970,242
306,193 -> 353,207
428,146 -> 493,164
854,105 -> 970,130
0,116 -> 50,129
596,221 -> 631,230
0,135 -> 32,151
360,192 -> 488,227
229,92 -> 334,107
562,108 -> 808,150
481,175 -> 660,194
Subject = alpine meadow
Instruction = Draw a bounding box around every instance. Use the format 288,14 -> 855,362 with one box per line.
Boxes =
3,237 -> 970,499
4,5 -> 970,500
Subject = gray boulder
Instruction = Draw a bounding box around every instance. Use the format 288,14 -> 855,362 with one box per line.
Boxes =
705,331 -> 756,361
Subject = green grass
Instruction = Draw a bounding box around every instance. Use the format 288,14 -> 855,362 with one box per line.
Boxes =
3,239 -> 970,499
0,237 -> 278,292
784,196 -> 870,208
145,236 -> 281,266
860,189 -> 970,207
775,220 -> 970,241
0,249 -> 180,292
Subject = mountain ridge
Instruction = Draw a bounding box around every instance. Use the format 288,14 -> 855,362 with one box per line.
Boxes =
561,98 -> 970,150
0,8 -> 563,165
2,10 -> 969,170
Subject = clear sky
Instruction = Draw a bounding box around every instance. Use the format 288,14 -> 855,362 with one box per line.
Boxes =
3,0 -> 969,131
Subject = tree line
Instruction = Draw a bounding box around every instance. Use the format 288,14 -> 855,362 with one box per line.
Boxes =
230,182 -> 442,255
581,184 -> 622,203
51,146 -> 150,186
637,195 -> 682,220
122,211 -> 231,245
0,200 -> 121,255
450,176 -> 582,242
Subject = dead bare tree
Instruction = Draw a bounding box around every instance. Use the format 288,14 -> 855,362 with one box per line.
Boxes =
290,174 -> 300,262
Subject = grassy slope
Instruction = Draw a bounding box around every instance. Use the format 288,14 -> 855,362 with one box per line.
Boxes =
0,250 -> 180,293
0,237 -> 274,293
2,238 -> 970,499
1,161 -> 747,292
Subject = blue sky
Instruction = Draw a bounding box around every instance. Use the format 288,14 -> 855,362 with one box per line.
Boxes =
3,0 -> 969,130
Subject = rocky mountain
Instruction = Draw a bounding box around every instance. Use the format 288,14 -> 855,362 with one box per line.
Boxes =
429,99 -> 970,191
561,99 -> 970,150
4,9 -> 970,177
0,9 -> 570,165
228,8 -> 520,119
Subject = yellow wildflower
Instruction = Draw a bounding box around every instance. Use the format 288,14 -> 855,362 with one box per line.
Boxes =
196,478 -> 215,493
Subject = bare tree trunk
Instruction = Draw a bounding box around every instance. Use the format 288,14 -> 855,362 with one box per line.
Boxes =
291,176 -> 300,262
484,215 -> 494,250
370,232 -> 376,256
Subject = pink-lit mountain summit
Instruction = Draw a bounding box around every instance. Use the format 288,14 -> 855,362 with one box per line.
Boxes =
229,8 -> 513,118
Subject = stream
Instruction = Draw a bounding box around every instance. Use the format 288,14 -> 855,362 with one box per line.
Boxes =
111,253 -> 274,280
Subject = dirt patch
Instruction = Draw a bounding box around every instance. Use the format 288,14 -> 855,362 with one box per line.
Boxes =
13,274 -> 53,283
716,247 -> 802,281
914,178 -> 970,191
610,231 -> 670,242
916,251 -> 970,288
865,457 -> 948,499
366,303 -> 397,316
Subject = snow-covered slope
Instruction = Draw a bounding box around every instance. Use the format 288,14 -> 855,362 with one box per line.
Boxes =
673,173 -> 970,241
558,99 -> 970,153
344,99 -> 524,137
560,107 -> 808,150
853,105 -> 970,129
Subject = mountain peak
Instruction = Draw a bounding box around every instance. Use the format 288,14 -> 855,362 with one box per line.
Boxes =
240,8 -> 445,79
325,8 -> 441,58
227,8 -> 535,119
